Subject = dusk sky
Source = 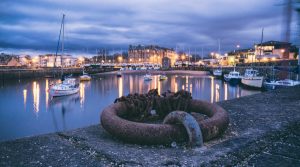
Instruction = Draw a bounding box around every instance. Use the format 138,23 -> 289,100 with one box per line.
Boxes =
0,0 -> 297,56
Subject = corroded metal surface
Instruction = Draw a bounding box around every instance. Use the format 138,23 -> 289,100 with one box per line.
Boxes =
163,111 -> 203,147
100,89 -> 229,145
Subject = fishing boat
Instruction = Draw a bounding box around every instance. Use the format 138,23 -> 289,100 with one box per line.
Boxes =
213,68 -> 222,78
141,66 -> 147,70
49,14 -> 79,97
49,78 -> 79,97
264,79 -> 300,90
79,71 -> 91,81
159,74 -> 168,81
224,68 -> 242,85
144,74 -> 152,81
241,69 -> 264,88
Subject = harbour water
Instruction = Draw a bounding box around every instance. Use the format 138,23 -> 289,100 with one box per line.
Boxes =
0,73 -> 261,141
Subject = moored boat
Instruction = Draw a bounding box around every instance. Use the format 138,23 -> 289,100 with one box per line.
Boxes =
49,78 -> 79,97
144,74 -> 152,81
241,69 -> 264,88
213,69 -> 222,78
264,79 -> 300,90
49,15 -> 80,97
79,71 -> 91,81
224,70 -> 242,85
159,74 -> 167,81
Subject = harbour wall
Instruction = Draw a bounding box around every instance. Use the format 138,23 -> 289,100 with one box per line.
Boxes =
0,67 -> 117,80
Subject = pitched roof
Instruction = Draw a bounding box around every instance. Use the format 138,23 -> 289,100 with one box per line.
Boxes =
256,40 -> 291,47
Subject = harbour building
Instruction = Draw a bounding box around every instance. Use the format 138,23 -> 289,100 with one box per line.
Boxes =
128,45 -> 178,67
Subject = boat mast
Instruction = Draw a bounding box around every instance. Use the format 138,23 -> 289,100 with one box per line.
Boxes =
61,14 -> 65,77
259,28 -> 264,57
218,39 -> 222,69
54,14 -> 65,68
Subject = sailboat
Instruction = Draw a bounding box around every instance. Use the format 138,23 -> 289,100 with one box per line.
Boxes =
49,14 -> 79,97
213,39 -> 223,78
264,66 -> 300,89
241,28 -> 264,89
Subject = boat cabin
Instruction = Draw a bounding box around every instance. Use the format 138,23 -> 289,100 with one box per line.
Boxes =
244,69 -> 258,77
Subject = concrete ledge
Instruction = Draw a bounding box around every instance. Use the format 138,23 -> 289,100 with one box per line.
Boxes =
96,70 -> 210,76
1,86 -> 300,166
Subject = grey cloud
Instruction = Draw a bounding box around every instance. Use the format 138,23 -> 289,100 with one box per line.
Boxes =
0,0 -> 294,55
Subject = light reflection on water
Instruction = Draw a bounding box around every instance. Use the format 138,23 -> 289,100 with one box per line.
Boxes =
0,74 -> 261,141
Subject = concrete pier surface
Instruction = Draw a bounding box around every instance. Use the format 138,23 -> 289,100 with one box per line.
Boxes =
1,86 -> 300,166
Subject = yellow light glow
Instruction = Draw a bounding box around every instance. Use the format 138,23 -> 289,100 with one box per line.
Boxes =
215,84 -> 220,102
118,77 -> 123,98
80,82 -> 85,108
224,83 -> 228,101
118,56 -> 123,62
45,79 -> 49,109
32,81 -> 40,113
23,89 -> 27,105
32,56 -> 39,63
181,55 -> 186,60
78,57 -> 84,62
211,77 -> 214,103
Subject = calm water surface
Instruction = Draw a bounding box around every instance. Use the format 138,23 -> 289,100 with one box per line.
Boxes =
0,74 -> 261,141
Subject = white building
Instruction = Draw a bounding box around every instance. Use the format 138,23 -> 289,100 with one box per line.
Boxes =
39,54 -> 77,67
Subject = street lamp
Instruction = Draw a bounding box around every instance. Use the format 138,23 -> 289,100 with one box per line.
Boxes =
118,56 -> 123,63
181,55 -> 186,60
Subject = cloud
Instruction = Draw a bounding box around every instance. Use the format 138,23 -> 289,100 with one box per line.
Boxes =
0,0 -> 295,55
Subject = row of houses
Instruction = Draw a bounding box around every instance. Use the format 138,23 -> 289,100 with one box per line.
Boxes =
219,41 -> 299,66
0,53 -> 85,68
1,41 -> 298,68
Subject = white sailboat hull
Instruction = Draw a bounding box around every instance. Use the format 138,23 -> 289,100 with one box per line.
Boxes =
264,80 -> 300,90
241,76 -> 264,88
49,87 -> 79,97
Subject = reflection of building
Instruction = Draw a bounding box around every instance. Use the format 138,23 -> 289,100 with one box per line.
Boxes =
128,45 -> 177,67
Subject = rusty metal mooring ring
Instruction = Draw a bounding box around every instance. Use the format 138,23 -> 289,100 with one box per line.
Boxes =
100,91 -> 229,146
163,111 -> 203,147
